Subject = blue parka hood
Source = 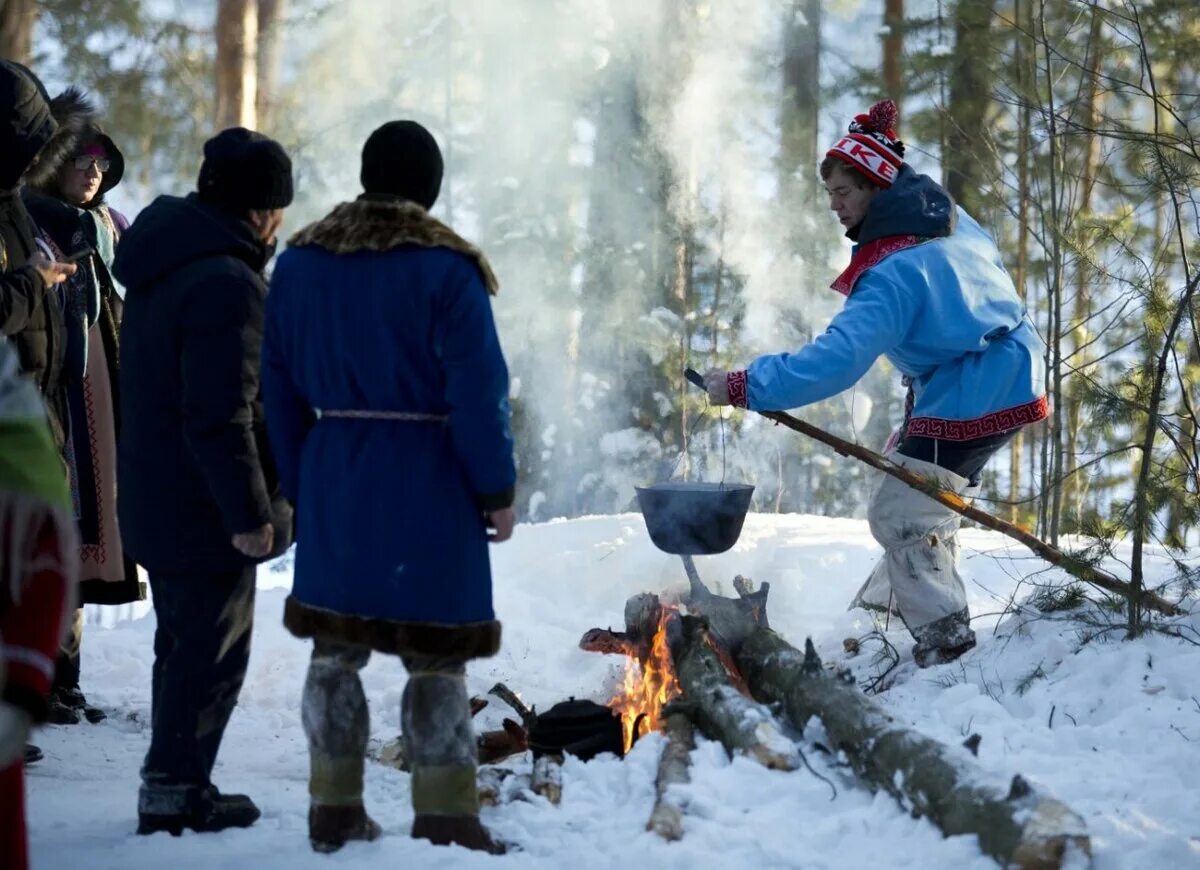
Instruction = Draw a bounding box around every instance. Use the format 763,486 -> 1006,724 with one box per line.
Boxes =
857,164 -> 957,244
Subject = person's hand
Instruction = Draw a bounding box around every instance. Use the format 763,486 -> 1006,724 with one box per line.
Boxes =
485,507 -> 515,543
232,523 -> 274,558
703,369 -> 731,406
29,252 -> 77,288
0,700 -> 33,768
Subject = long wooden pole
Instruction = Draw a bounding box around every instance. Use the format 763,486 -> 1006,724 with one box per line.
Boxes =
757,409 -> 1183,617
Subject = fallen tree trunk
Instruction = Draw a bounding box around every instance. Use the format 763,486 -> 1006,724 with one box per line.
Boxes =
669,614 -> 799,771
737,628 -> 1091,868
760,408 -> 1182,617
646,711 -> 695,841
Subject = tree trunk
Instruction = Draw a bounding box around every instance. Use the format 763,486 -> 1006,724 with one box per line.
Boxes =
738,631 -> 1092,869
1009,0 -> 1034,525
1063,7 -> 1104,528
215,0 -> 258,131
255,0 -> 286,129
0,0 -> 36,65
945,0 -> 996,217
882,0 -> 904,102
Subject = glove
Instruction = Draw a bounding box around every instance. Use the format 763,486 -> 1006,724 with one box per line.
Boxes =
0,700 -> 34,768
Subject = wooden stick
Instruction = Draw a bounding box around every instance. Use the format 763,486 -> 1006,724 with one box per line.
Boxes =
758,409 -> 1183,617
646,712 -> 695,841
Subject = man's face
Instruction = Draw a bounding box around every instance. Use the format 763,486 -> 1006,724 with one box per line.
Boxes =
824,166 -> 879,230
59,154 -> 106,206
248,208 -> 285,244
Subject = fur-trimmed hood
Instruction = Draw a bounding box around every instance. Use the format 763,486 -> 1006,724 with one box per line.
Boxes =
289,195 -> 498,295
29,87 -> 123,207
13,81 -> 94,193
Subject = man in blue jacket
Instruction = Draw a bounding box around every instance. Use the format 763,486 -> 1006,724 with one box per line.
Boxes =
705,101 -> 1047,667
263,120 -> 516,854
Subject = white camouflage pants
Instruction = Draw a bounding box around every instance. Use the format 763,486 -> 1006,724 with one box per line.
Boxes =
851,452 -> 978,653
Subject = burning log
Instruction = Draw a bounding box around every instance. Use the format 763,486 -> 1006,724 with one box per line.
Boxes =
737,630 -> 1092,869
646,711 -> 695,841
580,588 -> 796,771
669,614 -> 800,771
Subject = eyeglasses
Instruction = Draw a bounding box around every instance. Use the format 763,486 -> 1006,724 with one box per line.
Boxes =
72,156 -> 111,172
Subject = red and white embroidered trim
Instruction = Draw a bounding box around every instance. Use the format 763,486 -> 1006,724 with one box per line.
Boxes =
727,370 -> 748,409
828,134 -> 903,187
905,395 -> 1050,442
831,234 -> 927,296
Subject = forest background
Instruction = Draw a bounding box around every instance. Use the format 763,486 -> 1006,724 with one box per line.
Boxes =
5,0 -> 1198,624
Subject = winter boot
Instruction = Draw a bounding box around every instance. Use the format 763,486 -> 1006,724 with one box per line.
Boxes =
913,636 -> 977,669
59,687 -> 107,723
45,692 -> 81,725
308,803 -> 382,853
137,786 -> 261,836
23,744 -> 42,765
412,814 -> 505,854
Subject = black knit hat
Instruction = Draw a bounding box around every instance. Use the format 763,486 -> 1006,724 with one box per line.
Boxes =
197,127 -> 294,212
360,120 -> 443,209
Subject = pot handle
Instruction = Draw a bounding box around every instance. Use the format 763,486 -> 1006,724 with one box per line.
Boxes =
683,367 -> 706,392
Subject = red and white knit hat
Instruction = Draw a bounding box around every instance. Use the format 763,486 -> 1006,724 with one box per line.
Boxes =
826,99 -> 905,188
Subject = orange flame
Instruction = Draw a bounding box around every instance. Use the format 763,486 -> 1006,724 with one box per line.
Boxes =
607,608 -> 681,752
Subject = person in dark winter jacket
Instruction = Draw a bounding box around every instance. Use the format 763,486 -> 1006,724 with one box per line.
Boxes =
24,87 -> 143,727
0,61 -> 85,444
0,58 -> 82,780
262,120 -> 516,854
704,101 -> 1048,668
113,127 -> 294,837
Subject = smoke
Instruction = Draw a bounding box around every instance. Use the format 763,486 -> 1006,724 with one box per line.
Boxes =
278,0 -> 867,518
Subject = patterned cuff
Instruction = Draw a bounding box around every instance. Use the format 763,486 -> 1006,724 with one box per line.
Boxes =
727,370 -> 748,409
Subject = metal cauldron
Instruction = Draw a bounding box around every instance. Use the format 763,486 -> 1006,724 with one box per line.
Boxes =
635,481 -> 754,556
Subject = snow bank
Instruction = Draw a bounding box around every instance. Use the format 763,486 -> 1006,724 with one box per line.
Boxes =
26,514 -> 1200,868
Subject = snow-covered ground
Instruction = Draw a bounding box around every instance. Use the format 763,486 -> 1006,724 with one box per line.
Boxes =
26,514 -> 1200,869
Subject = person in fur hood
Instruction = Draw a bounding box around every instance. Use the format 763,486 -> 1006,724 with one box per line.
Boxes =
0,62 -> 86,444
0,58 -> 84,778
262,119 -> 516,854
24,86 -> 143,728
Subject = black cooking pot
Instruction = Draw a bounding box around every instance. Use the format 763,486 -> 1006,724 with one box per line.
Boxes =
635,481 -> 754,555
528,697 -> 624,761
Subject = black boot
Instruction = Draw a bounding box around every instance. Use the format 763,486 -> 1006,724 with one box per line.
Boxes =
23,744 -> 43,765
46,692 -> 81,725
308,804 -> 382,853
59,687 -> 107,723
137,786 -> 261,836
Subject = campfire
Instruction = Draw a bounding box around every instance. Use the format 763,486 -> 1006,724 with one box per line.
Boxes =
606,605 -> 681,752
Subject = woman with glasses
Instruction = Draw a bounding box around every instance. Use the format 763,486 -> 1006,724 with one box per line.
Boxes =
23,87 -> 143,727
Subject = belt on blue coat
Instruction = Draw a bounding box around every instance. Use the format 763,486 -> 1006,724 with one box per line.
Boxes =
318,409 -> 449,423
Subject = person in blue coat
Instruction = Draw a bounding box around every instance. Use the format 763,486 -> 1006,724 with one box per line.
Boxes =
704,101 -> 1047,668
262,120 -> 516,854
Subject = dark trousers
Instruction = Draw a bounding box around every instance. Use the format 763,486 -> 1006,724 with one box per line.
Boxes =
139,565 -> 255,813
895,430 -> 1016,487
51,608 -> 84,694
